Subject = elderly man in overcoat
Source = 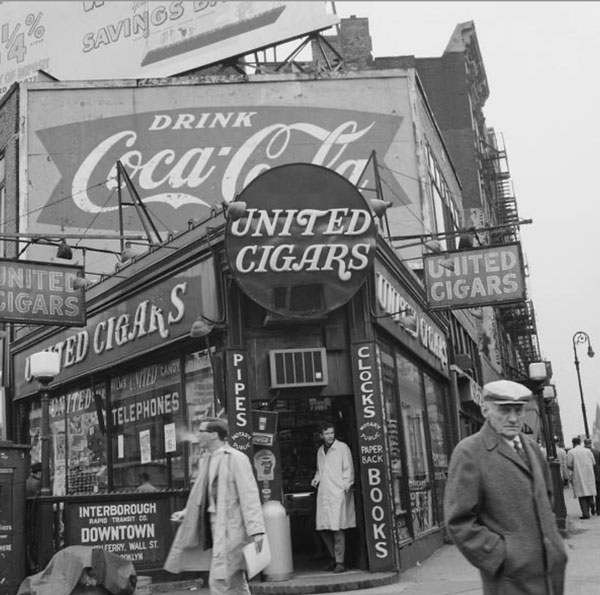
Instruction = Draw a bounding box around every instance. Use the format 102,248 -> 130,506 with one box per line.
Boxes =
165,417 -> 265,595
444,380 -> 568,595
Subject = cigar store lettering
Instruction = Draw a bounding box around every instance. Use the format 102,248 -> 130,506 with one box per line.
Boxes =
24,281 -> 187,381
375,271 -> 448,369
229,208 -> 372,281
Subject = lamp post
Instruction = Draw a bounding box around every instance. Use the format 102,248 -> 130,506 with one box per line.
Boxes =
528,362 -> 567,536
572,331 -> 595,438
29,351 -> 60,496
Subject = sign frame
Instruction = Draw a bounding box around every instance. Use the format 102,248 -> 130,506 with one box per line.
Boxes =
0,257 -> 85,326
422,242 -> 526,311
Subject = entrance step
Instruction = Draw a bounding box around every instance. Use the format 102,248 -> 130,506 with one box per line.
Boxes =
249,570 -> 399,594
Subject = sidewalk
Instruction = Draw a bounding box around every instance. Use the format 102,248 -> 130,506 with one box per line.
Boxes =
154,489 -> 600,594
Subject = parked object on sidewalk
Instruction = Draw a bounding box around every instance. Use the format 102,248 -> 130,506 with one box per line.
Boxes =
444,379 -> 568,595
17,545 -> 137,595
568,436 -> 597,518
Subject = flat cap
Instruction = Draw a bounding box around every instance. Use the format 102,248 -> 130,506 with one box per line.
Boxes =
483,380 -> 532,404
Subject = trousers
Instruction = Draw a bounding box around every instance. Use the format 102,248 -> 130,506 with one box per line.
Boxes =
208,516 -> 250,595
320,529 -> 345,564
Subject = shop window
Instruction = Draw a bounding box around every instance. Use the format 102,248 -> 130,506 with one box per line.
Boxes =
396,352 -> 434,536
110,359 -> 184,490
380,347 -> 411,543
184,350 -> 216,479
28,384 -> 107,496
423,374 -> 451,524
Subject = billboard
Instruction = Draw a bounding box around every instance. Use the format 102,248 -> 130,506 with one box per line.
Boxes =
24,75 -> 416,274
423,243 -> 526,310
0,1 -> 338,95
0,258 -> 85,326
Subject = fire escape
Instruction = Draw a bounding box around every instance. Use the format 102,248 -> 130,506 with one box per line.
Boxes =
481,131 -> 541,377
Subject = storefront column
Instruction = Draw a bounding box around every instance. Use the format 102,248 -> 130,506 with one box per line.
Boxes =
350,341 -> 396,572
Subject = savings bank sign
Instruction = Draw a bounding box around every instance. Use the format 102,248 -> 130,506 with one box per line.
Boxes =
33,104 -> 403,232
225,163 -> 376,318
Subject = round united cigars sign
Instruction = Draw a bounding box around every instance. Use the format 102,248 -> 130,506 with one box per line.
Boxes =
225,163 -> 376,318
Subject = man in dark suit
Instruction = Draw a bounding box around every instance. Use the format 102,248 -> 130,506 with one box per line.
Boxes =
444,379 -> 568,595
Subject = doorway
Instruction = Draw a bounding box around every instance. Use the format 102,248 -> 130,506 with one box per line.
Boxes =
276,394 -> 364,572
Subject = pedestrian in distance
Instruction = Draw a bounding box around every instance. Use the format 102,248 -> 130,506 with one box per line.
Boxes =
310,422 -> 356,574
136,471 -> 157,492
555,438 -> 569,488
26,462 -> 42,498
165,417 -> 265,595
568,436 -> 597,518
444,379 -> 568,595
584,438 -> 600,514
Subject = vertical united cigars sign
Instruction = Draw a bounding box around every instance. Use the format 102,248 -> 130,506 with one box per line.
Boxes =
0,258 -> 85,326
423,243 -> 526,310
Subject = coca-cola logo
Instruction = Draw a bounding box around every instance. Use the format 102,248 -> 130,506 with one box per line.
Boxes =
225,163 -> 376,318
33,105 -> 404,231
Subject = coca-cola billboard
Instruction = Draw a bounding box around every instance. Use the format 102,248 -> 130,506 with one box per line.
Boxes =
24,78 -> 415,273
225,163 -> 376,317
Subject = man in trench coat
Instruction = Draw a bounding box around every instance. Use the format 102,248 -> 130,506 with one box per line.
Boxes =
444,380 -> 567,595
165,418 -> 265,595
568,436 -> 597,518
311,422 -> 356,573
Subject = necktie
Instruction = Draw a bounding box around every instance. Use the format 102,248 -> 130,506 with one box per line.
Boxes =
513,439 -> 528,466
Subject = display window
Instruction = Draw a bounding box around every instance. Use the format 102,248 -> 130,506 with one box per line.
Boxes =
28,384 -> 107,496
395,352 -> 435,536
184,350 -> 216,479
424,374 -> 451,523
24,348 -> 216,494
380,347 -> 411,542
110,359 -> 184,490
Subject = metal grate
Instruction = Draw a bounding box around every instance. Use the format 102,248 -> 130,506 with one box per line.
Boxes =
269,348 -> 328,388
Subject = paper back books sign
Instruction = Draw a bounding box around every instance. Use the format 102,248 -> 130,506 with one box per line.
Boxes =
423,243 -> 526,310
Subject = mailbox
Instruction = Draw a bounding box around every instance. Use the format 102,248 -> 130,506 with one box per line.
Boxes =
0,442 -> 29,595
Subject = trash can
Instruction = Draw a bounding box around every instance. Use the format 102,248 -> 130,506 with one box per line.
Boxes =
0,442 -> 29,595
262,500 -> 293,582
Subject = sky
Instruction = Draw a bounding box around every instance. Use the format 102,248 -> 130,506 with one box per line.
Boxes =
335,1 -> 600,443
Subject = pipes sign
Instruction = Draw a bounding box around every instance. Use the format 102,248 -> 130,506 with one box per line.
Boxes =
351,342 -> 395,571
225,163 -> 376,318
226,350 -> 253,455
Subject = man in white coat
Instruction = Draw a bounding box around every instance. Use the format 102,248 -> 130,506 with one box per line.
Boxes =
567,436 -> 597,519
311,422 -> 356,573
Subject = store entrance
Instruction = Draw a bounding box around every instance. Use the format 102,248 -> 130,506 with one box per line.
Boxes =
276,394 -> 364,572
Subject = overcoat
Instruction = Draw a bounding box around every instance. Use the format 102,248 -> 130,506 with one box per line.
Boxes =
444,422 -> 567,595
567,445 -> 596,497
313,439 -> 356,531
164,445 -> 265,579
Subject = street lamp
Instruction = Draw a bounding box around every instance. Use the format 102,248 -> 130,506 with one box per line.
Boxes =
572,331 -> 595,438
29,351 -> 60,496
528,362 -> 551,454
528,362 -> 567,536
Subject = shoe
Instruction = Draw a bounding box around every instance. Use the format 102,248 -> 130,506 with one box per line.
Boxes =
333,563 -> 345,573
580,516 -> 590,519
324,560 -> 336,571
